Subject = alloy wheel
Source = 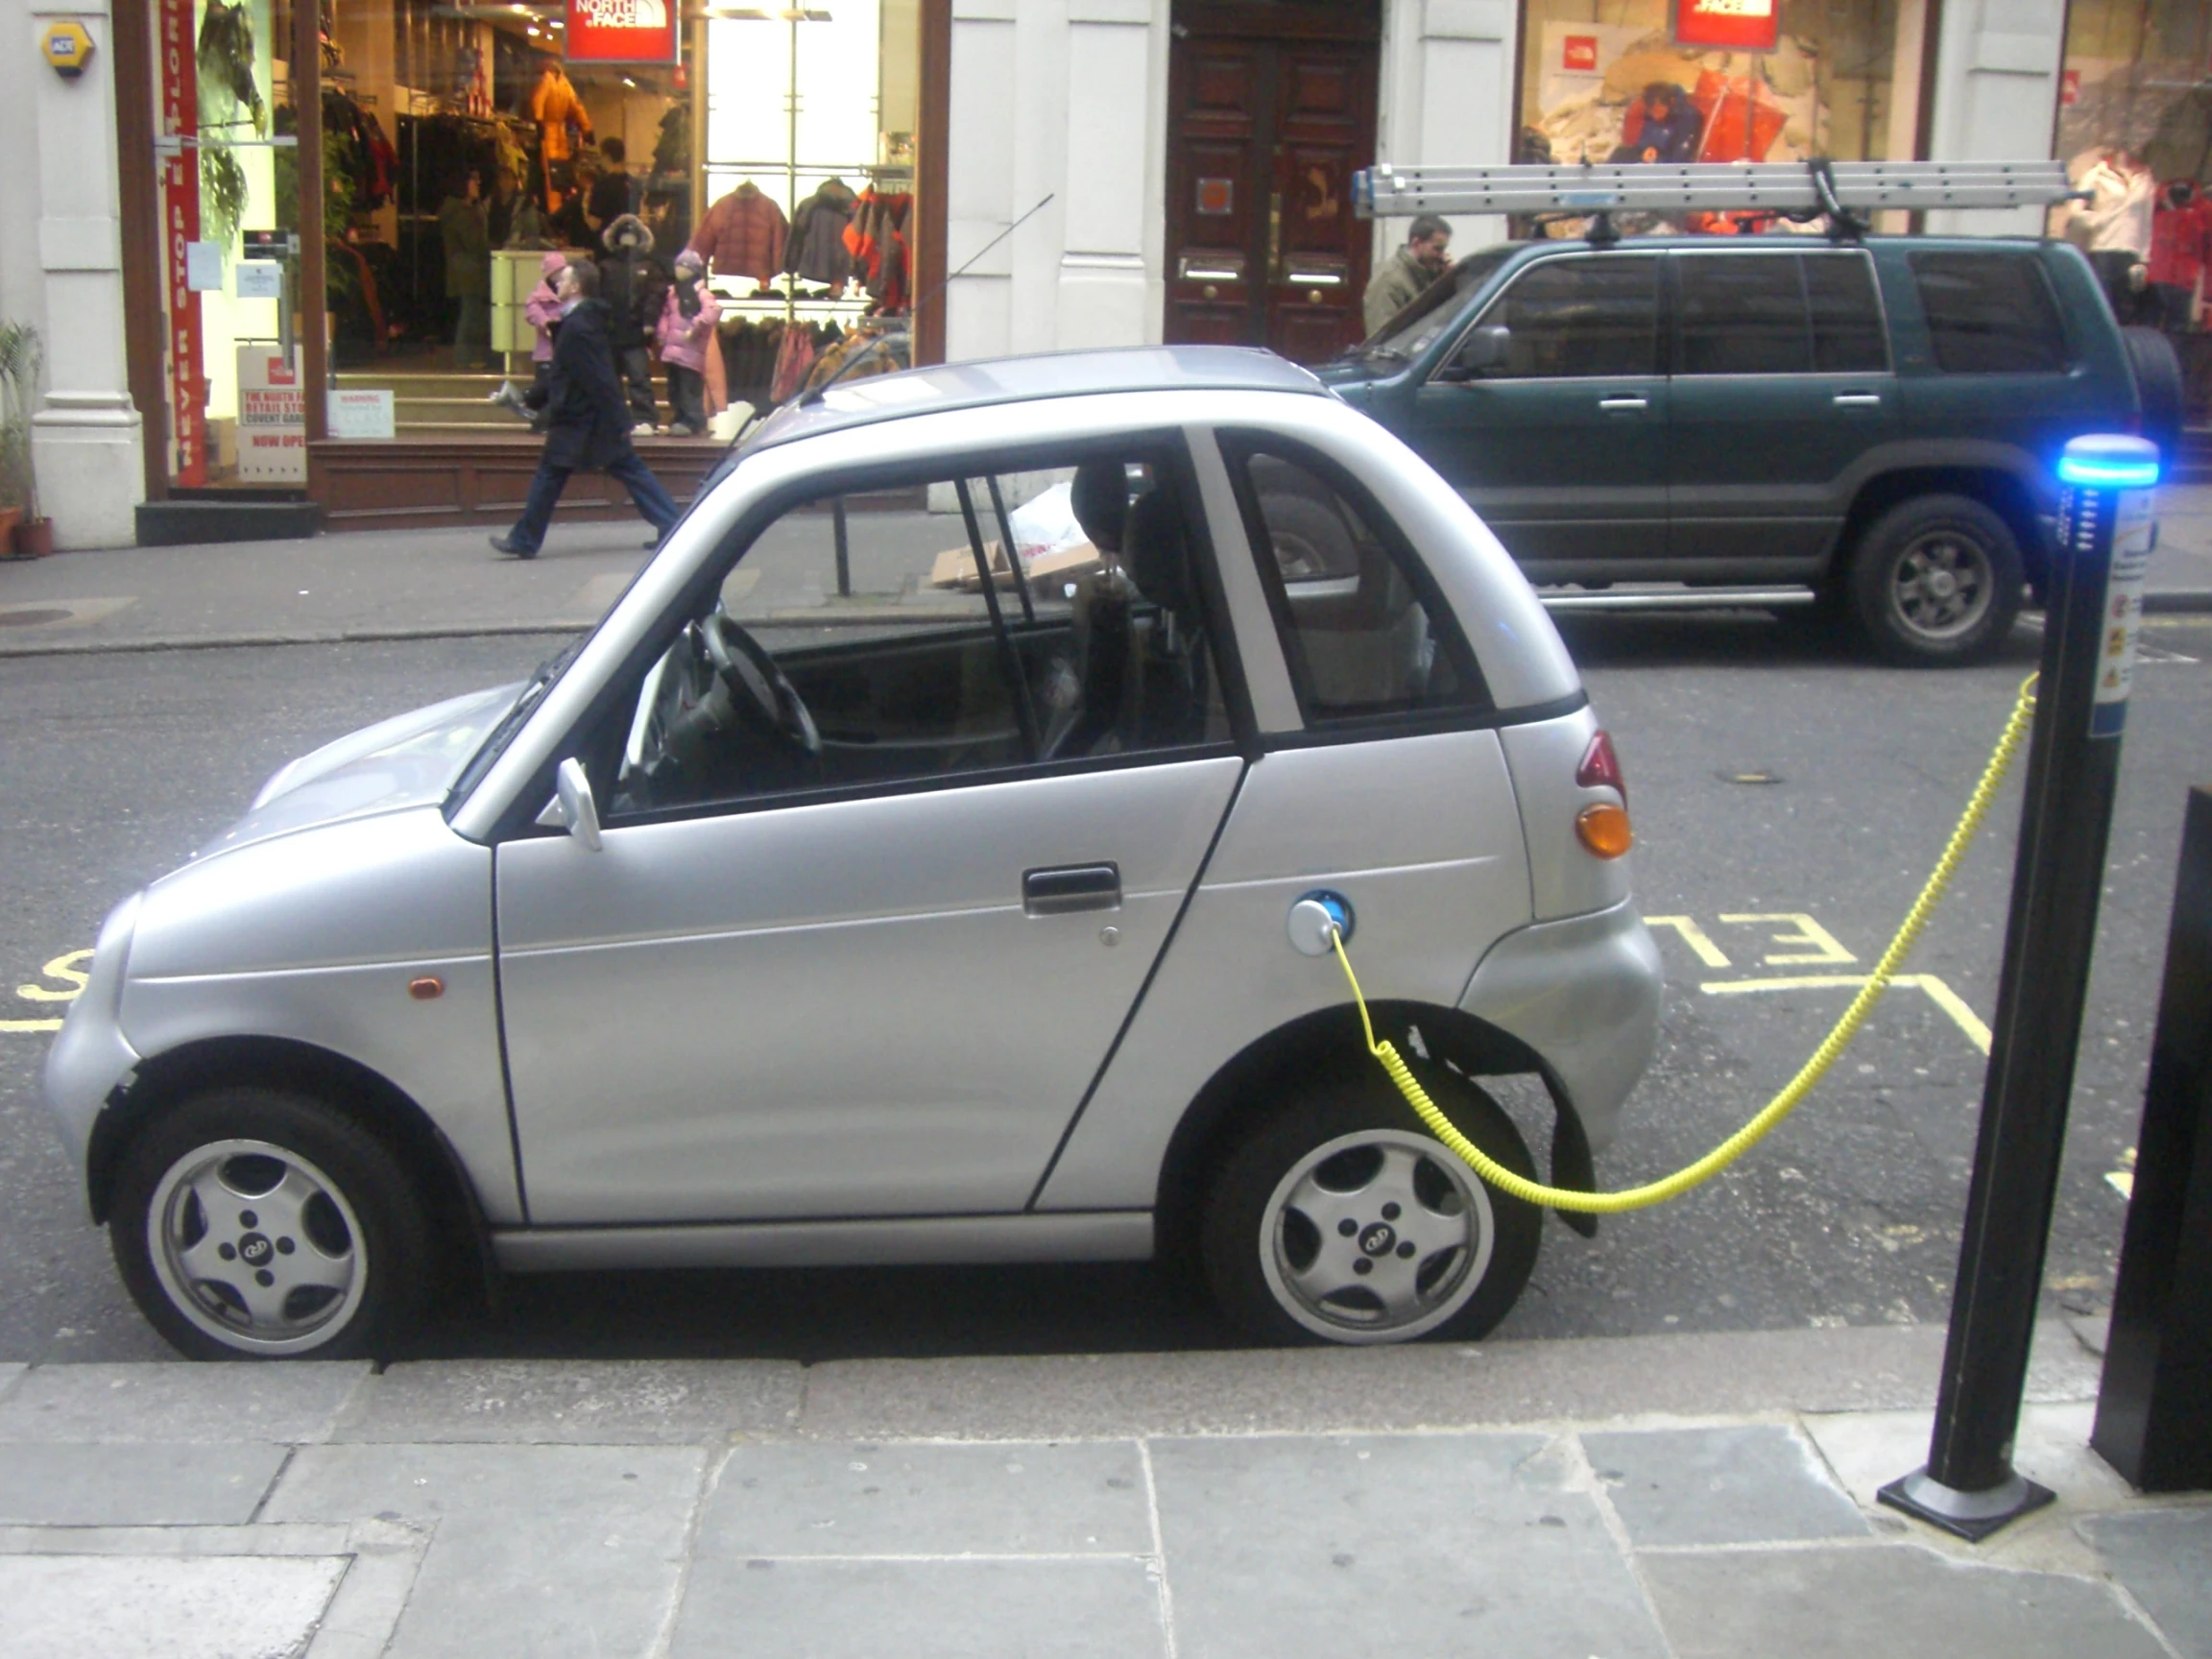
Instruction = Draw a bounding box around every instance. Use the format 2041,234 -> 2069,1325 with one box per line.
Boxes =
1887,530 -> 1993,641
144,1138 -> 370,1357
1259,1128 -> 1494,1343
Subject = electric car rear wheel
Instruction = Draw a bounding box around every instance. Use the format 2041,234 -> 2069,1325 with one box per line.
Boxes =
1202,1064 -> 1541,1345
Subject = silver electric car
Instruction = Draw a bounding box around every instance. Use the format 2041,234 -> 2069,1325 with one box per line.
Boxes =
47,348 -> 1661,1358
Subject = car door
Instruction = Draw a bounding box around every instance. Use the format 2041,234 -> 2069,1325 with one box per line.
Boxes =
1399,252 -> 1667,578
1666,249 -> 1899,577
494,452 -> 1245,1226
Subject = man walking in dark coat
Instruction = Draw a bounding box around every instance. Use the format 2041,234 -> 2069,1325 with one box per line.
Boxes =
491,259 -> 681,560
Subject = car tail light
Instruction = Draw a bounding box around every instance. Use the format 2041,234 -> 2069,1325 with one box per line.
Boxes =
1576,731 -> 1626,803
1576,803 -> 1634,859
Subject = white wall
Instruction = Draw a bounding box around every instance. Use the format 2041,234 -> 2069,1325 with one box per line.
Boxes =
1924,0 -> 2067,235
944,0 -> 1167,363
1374,0 -> 1516,257
7,0 -> 142,548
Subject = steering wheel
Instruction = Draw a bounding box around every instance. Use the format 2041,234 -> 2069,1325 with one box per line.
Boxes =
700,613 -> 822,758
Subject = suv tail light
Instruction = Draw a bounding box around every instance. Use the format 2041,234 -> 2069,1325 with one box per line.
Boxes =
1576,731 -> 1626,803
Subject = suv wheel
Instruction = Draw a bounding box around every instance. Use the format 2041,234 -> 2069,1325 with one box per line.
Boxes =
1201,1063 -> 1541,1345
1846,493 -> 2023,666
110,1087 -> 431,1360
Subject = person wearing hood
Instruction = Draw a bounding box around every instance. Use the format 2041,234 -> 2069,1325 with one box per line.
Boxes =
656,250 -> 721,437
492,258 -> 680,560
598,211 -> 666,432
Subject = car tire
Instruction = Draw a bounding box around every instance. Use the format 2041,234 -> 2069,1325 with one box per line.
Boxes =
1201,1060 -> 1541,1346
2121,325 -> 2184,467
1257,492 -> 1361,580
1845,493 -> 2023,666
109,1087 -> 431,1360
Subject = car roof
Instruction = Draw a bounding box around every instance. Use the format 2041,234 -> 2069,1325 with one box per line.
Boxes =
739,345 -> 1331,454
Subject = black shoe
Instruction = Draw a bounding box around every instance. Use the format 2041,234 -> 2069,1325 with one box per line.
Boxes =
490,534 -> 537,560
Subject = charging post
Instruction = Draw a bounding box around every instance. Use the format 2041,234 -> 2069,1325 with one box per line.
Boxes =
1879,434 -> 2161,1541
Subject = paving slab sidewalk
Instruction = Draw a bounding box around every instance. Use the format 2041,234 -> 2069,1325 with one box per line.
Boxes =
4,483 -> 2209,659
0,1320 -> 2204,1659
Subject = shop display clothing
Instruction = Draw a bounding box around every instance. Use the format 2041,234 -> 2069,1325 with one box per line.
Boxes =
1691,70 -> 1785,164
657,269 -> 720,437
2063,149 -> 2156,257
524,254 -> 567,364
1619,84 -> 1701,165
1363,244 -> 1435,334
690,182 -> 789,284
589,165 -> 641,231
843,187 -> 913,308
770,322 -> 819,404
2150,180 -> 2211,308
786,179 -> 859,286
439,188 -> 492,369
531,66 -> 591,166
503,298 -> 678,558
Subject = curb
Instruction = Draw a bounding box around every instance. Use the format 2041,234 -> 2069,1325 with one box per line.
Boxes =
2145,589 -> 2212,614
0,621 -> 592,660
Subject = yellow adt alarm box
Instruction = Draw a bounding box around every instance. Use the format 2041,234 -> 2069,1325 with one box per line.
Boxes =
43,21 -> 96,79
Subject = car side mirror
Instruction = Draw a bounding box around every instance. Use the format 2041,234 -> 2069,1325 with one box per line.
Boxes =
1439,325 -> 1510,381
536,756 -> 603,851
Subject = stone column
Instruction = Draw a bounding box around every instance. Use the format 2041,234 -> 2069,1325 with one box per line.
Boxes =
1924,0 -> 2066,238
28,0 -> 145,549
1377,0 -> 1518,260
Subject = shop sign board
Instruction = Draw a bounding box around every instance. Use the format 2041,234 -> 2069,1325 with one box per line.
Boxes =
329,389 -> 397,441
1674,0 -> 1779,52
1562,35 -> 1599,73
158,0 -> 204,485
564,0 -> 678,64
236,346 -> 306,483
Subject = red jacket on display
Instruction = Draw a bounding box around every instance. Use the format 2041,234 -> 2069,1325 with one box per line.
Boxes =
2149,180 -> 2212,292
689,183 -> 789,285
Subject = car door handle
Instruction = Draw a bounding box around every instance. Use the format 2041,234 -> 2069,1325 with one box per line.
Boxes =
1022,863 -> 1121,916
1832,393 -> 1884,407
1597,397 -> 1648,412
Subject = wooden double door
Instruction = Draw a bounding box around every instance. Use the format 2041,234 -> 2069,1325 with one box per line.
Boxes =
1164,3 -> 1380,366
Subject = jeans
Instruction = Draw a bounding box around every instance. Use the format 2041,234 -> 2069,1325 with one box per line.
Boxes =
452,294 -> 490,369
665,364 -> 706,435
506,448 -> 682,554
617,345 -> 657,424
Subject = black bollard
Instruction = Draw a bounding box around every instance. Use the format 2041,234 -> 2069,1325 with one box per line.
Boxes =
2091,786 -> 2212,1491
1879,433 -> 2161,1541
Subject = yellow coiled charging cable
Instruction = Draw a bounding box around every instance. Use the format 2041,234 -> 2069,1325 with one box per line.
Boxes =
1329,674 -> 2040,1214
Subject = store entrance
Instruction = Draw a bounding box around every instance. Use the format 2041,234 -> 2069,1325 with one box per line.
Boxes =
1162,2 -> 1378,366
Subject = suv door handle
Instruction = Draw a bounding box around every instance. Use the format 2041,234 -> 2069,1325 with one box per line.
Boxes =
1022,863 -> 1121,916
1598,397 -> 1648,412
1832,393 -> 1884,407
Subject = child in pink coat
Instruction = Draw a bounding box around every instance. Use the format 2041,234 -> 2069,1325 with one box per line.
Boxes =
511,251 -> 568,430
655,249 -> 721,437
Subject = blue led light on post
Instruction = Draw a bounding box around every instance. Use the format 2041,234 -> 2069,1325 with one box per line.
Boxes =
1881,432 -> 2162,1541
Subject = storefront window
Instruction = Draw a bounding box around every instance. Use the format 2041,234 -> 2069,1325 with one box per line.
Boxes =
1515,1 -> 1926,232
2053,0 -> 2212,352
283,0 -> 919,446
155,0 -> 300,487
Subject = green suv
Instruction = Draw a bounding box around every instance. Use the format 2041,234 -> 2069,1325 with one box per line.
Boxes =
1320,235 -> 2179,664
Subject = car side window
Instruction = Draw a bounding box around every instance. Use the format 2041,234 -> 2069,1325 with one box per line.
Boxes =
1805,253 -> 1887,372
1909,252 -> 2071,374
598,449 -> 1232,821
1222,438 -> 1489,725
1467,255 -> 1659,379
1676,254 -> 1810,374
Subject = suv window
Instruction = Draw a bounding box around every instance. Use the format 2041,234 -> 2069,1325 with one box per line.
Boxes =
1909,252 -> 2070,374
1674,252 -> 1888,375
1222,438 -> 1488,724
1359,246 -> 1516,363
603,449 -> 1231,819
1471,255 -> 1659,378
1676,254 -> 1808,374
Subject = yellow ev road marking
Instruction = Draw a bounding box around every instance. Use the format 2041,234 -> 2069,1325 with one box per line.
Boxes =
16,950 -> 92,1001
1700,973 -> 1994,1054
1644,916 -> 1733,968
1718,912 -> 1859,966
5,948 -> 91,1034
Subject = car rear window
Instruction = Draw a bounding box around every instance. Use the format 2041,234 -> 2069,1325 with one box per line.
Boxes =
1909,252 -> 2070,374
1673,252 -> 1888,375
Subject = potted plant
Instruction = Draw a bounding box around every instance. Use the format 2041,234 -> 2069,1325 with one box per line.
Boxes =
0,321 -> 46,557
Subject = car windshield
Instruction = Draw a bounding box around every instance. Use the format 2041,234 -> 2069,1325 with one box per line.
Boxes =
1357,247 -> 1517,362
445,631 -> 594,808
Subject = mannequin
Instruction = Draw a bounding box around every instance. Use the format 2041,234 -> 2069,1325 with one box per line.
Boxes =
530,60 -> 592,208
